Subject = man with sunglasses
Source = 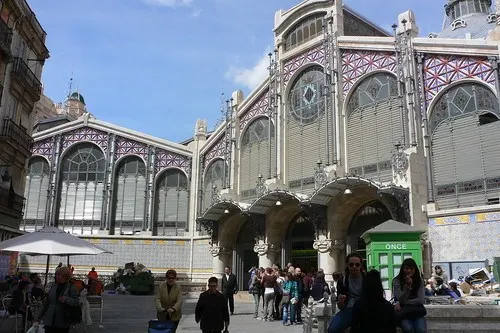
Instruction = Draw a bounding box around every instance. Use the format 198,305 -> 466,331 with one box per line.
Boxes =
155,269 -> 183,332
328,252 -> 365,333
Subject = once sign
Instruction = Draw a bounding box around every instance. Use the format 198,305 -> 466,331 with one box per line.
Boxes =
385,243 -> 407,250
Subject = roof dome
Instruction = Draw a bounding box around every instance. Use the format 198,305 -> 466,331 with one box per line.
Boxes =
69,91 -> 85,105
435,0 -> 496,39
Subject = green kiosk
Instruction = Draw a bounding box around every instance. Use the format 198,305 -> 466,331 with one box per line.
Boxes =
362,219 -> 425,293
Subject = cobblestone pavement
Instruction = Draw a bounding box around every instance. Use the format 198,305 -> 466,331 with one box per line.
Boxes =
76,294 -> 304,333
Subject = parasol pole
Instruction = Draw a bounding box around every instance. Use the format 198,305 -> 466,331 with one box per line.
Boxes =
44,255 -> 50,287
67,255 -> 70,266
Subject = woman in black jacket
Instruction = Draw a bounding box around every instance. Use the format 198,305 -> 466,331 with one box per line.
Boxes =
350,270 -> 397,333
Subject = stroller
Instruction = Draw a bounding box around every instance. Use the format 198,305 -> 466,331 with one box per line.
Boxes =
148,320 -> 176,333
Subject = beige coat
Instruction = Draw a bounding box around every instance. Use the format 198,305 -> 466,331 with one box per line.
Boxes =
155,283 -> 182,322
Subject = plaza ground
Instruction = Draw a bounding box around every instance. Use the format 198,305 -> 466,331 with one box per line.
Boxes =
84,294 -> 303,333
0,293 -> 304,333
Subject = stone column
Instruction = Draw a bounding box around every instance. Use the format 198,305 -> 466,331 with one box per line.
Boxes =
331,239 -> 346,274
210,245 -> 232,279
254,241 -> 280,268
313,237 -> 334,281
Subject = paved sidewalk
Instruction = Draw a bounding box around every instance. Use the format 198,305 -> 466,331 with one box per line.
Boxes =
78,294 -> 303,333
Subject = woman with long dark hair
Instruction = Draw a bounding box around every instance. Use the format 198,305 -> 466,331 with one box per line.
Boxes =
350,270 -> 397,333
392,258 -> 427,333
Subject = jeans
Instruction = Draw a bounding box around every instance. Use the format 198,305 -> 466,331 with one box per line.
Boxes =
282,303 -> 290,324
252,293 -> 260,318
327,307 -> 353,333
401,317 -> 427,333
263,292 -> 275,320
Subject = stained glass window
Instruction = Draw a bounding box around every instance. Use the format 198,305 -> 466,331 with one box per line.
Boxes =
347,73 -> 398,116
429,83 -> 499,134
288,66 -> 326,125
241,118 -> 274,148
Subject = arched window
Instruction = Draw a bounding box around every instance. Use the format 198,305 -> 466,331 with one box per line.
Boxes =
203,159 -> 226,211
154,169 -> 189,236
286,65 -> 330,191
346,73 -> 402,182
289,66 -> 326,125
58,143 -> 106,235
22,157 -> 50,232
240,117 -> 275,201
284,13 -> 325,51
430,83 -> 500,209
112,156 -> 147,235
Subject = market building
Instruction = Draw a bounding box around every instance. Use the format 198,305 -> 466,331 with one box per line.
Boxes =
20,0 -> 500,287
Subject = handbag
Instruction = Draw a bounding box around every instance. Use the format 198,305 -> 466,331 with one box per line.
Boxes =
396,304 -> 427,321
281,294 -> 290,304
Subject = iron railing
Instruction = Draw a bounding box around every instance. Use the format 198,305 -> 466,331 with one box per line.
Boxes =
11,57 -> 42,97
0,18 -> 12,57
0,118 -> 33,152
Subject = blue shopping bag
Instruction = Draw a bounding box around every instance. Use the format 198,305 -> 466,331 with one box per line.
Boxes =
148,320 -> 176,333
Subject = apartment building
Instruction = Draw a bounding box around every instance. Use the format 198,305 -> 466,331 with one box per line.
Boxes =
0,0 -> 49,240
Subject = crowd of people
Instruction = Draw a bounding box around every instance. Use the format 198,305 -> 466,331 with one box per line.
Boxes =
154,254 -> 430,333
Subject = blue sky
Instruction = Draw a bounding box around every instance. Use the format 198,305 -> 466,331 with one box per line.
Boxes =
29,0 -> 446,143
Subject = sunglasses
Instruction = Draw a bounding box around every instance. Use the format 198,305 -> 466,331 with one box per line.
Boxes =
349,263 -> 361,267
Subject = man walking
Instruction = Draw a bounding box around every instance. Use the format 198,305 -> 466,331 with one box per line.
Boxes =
222,266 -> 238,315
196,277 -> 230,333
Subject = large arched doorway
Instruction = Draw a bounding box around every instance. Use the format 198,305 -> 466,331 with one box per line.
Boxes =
347,200 -> 393,257
233,221 -> 258,291
283,212 -> 317,272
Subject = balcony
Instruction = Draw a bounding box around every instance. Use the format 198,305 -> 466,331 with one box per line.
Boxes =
10,57 -> 42,101
0,18 -> 12,59
0,118 -> 33,155
0,187 -> 25,219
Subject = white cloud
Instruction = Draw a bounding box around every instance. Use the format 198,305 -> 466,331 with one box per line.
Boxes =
225,49 -> 271,91
142,0 -> 193,7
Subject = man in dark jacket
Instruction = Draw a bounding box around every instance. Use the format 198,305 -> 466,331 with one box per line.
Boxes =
221,266 -> 238,315
328,252 -> 365,333
195,277 -> 230,333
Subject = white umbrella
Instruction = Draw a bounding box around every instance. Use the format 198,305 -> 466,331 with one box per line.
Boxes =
0,226 -> 112,285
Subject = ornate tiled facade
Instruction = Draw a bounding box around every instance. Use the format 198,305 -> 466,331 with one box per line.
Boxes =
283,44 -> 326,86
238,89 -> 270,131
423,54 -> 496,104
61,127 -> 109,155
341,50 -> 397,94
155,147 -> 191,175
32,137 -> 54,161
203,136 -> 225,169
429,212 -> 500,262
114,136 -> 149,162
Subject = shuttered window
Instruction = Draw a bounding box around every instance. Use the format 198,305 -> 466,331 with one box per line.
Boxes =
430,83 -> 500,209
284,13 -> 325,51
240,117 -> 275,202
112,156 -> 147,235
22,157 -> 50,232
58,143 -> 106,235
346,73 -> 402,183
202,159 -> 226,211
155,170 -> 189,236
286,66 -> 329,194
